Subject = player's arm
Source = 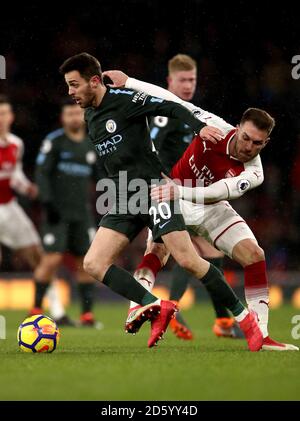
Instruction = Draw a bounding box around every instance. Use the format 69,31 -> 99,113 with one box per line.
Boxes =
10,139 -> 38,199
35,137 -> 60,223
125,78 -> 233,134
103,70 -> 233,135
151,156 -> 264,204
122,90 -> 224,142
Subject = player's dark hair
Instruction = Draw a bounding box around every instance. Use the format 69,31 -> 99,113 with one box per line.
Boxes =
240,108 -> 275,135
59,52 -> 103,83
0,94 -> 11,106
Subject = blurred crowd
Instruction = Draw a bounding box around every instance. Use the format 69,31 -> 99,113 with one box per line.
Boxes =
1,1 -> 300,271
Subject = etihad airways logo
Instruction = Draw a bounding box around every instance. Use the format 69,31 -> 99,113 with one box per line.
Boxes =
95,134 -> 123,157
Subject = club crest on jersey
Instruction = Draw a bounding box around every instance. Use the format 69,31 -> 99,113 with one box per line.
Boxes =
237,179 -> 251,193
154,116 -> 168,127
106,119 -> 117,133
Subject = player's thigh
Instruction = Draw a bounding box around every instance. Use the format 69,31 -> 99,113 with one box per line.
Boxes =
74,255 -> 95,282
187,201 -> 255,259
162,230 -> 209,278
191,235 -> 224,259
216,221 -> 257,259
0,201 -> 41,250
84,226 -> 130,279
34,252 -> 64,280
232,238 -> 264,267
15,244 -> 43,269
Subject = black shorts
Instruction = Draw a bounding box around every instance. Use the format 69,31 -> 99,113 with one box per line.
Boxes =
41,218 -> 96,255
100,199 -> 186,242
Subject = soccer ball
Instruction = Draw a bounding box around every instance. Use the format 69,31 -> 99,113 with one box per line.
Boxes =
17,314 -> 60,353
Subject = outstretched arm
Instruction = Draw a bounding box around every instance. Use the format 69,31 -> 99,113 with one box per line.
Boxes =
103,70 -> 234,135
151,156 -> 264,204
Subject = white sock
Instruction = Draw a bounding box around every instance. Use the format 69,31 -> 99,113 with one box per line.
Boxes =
46,283 -> 65,319
234,308 -> 249,323
130,268 -> 156,309
246,293 -> 269,338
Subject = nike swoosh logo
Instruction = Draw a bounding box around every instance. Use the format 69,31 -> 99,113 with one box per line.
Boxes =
159,220 -> 171,229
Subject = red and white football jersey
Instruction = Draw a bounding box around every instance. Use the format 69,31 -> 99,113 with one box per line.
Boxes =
171,129 -> 246,186
0,133 -> 30,204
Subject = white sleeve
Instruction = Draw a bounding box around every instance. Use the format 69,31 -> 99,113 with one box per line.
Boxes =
125,77 -> 234,135
9,140 -> 31,195
177,155 -> 264,204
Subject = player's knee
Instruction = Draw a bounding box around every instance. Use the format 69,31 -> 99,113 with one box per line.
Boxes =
150,244 -> 168,266
250,245 -> 265,263
83,254 -> 96,278
35,256 -> 61,279
245,244 -> 265,265
83,254 -> 108,281
175,254 -> 195,272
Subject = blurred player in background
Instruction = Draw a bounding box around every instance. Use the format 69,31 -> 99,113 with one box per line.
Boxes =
0,94 -> 41,269
30,99 -> 102,328
0,95 -> 67,318
104,56 -> 243,341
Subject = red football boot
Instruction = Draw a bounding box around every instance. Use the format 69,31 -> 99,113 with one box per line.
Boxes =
238,310 -> 263,352
148,300 -> 178,348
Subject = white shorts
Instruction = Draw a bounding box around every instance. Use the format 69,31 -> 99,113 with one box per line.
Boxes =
179,199 -> 257,258
0,200 -> 40,249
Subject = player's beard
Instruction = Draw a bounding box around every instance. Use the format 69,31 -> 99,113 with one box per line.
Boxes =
67,124 -> 84,134
77,89 -> 95,108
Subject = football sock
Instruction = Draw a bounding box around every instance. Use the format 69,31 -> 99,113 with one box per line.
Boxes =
103,264 -> 158,306
78,282 -> 95,314
46,283 -> 65,319
34,281 -> 50,309
200,264 -> 245,317
244,261 -> 269,338
206,258 -> 231,319
169,263 -> 191,301
130,253 -> 162,308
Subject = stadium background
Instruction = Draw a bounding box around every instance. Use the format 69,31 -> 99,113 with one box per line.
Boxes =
1,0 -> 300,308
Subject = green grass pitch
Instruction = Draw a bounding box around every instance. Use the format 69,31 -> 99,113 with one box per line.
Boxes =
0,303 -> 300,400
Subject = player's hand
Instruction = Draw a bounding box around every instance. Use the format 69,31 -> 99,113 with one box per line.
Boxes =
199,126 -> 224,144
26,183 -> 39,200
151,173 -> 180,202
102,70 -> 129,87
